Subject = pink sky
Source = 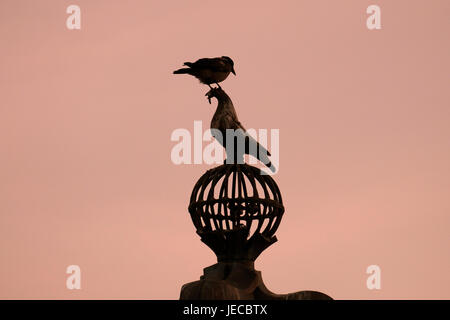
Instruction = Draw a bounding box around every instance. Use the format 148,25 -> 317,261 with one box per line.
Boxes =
0,0 -> 449,299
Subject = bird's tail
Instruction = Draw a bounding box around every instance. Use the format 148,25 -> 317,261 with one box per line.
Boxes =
258,151 -> 276,173
243,136 -> 276,173
253,142 -> 276,173
173,68 -> 191,74
264,161 -> 277,173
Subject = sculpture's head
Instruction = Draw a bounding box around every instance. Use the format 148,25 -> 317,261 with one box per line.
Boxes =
205,87 -> 232,104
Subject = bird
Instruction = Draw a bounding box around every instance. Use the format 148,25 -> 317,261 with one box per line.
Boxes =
173,56 -> 236,88
205,87 -> 276,173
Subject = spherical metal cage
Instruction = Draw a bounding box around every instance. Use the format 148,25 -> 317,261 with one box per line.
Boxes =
188,164 -> 284,241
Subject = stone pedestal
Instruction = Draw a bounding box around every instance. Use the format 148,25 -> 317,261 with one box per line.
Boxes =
180,164 -> 332,300
180,261 -> 331,300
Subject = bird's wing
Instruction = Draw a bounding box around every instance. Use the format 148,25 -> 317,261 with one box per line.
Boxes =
191,58 -> 228,72
218,114 -> 240,131
219,108 -> 245,131
231,129 -> 272,160
243,132 -> 271,156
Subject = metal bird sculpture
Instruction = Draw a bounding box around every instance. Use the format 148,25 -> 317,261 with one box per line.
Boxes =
173,56 -> 236,88
205,87 -> 276,173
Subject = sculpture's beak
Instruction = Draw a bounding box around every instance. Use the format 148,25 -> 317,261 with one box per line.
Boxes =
231,67 -> 236,75
205,89 -> 214,104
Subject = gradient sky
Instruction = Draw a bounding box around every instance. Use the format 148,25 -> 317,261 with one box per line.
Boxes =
0,0 -> 449,299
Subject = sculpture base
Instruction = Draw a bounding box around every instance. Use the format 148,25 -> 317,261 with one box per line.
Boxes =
180,261 -> 332,300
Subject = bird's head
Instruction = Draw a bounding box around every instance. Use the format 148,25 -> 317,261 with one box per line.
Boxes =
221,56 -> 236,75
205,87 -> 231,104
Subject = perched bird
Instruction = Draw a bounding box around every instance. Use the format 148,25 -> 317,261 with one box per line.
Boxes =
205,87 -> 276,173
173,56 -> 236,88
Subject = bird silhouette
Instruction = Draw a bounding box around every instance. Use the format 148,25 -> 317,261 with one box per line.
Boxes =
205,87 -> 276,173
173,56 -> 236,88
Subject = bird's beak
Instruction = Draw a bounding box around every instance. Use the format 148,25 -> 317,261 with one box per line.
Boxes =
231,67 -> 236,75
205,90 -> 213,104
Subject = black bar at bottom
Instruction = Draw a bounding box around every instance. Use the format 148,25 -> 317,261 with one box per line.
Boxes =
1,300 -> 448,318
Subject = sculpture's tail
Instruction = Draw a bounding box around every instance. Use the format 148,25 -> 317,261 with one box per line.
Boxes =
246,136 -> 276,173
173,68 -> 192,74
264,161 -> 277,173
257,148 -> 276,173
